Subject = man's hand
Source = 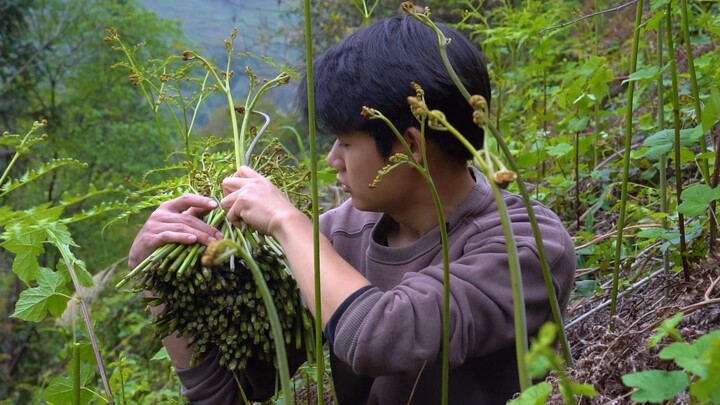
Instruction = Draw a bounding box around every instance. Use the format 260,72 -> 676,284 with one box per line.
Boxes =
220,166 -> 301,236
128,194 -> 224,269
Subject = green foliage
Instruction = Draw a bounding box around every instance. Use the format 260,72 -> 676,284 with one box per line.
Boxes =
511,323 -> 597,405
11,268 -> 71,322
622,370 -> 689,403
623,322 -> 720,403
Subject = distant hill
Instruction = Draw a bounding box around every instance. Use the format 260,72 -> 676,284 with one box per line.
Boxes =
138,0 -> 301,110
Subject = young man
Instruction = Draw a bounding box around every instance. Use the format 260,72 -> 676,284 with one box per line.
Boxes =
128,14 -> 576,405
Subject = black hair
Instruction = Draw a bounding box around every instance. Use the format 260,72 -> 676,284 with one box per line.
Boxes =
295,14 -> 491,161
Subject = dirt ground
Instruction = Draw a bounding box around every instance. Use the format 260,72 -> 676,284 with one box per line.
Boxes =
551,252 -> 720,404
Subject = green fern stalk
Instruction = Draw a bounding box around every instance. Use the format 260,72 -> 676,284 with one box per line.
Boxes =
403,5 -> 573,366
72,342 -> 80,405
303,0 -> 325,403
363,104 -> 456,402
609,0 -> 644,332
657,19 -> 671,280
666,4 -> 691,280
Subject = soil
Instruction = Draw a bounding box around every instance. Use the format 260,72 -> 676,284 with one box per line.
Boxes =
549,252 -> 720,404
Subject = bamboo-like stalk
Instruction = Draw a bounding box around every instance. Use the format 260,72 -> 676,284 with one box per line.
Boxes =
609,0 -> 644,332
403,5 -> 573,367
679,0 -> 708,178
363,104 -> 456,402
657,19 -> 671,284
679,0 -> 715,251
72,342 -> 81,405
302,0 -> 325,403
666,4 -> 691,280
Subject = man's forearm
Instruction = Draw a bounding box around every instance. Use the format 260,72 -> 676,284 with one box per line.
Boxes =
273,211 -> 371,327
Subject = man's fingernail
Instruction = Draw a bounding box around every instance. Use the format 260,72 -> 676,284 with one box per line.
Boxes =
208,237 -> 217,243
215,232 -> 224,240
208,200 -> 218,207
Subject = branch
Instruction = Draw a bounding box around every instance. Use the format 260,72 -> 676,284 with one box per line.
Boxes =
539,0 -> 639,34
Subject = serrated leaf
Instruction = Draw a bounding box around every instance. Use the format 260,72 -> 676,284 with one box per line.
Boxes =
678,184 -> 720,216
11,268 -> 71,322
622,370 -> 688,403
44,222 -> 94,288
1,232 -> 45,284
41,365 -> 97,404
507,382 -> 552,405
0,159 -> 87,198
660,342 -> 704,376
690,335 -> 720,403
623,64 -> 669,83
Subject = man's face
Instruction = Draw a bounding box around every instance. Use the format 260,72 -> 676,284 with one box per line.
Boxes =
326,131 -> 412,213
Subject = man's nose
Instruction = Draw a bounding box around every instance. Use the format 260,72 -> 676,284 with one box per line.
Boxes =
326,140 -> 344,170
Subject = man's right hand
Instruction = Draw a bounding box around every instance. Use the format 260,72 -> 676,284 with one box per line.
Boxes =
128,194 -> 224,269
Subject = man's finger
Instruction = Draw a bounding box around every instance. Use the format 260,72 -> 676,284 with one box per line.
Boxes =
160,194 -> 218,213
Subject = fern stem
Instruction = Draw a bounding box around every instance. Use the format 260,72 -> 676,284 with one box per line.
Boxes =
609,0 -> 644,332
303,0 -> 325,403
666,5 -> 691,280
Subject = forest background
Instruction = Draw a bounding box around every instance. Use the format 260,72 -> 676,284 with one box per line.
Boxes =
1,0 -> 719,403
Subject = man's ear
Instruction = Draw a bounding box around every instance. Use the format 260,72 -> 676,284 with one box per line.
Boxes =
401,127 -> 424,162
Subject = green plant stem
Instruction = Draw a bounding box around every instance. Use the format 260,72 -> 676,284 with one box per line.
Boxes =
406,8 -> 573,367
657,19 -> 671,282
230,239 -> 293,405
0,122 -> 44,187
72,342 -> 81,405
609,0 -> 644,332
666,5 -> 691,281
303,0 -> 325,403
368,110 -> 470,401
679,0 -> 708,178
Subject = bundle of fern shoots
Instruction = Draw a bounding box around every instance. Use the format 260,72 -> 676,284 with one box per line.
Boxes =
117,141 -> 312,371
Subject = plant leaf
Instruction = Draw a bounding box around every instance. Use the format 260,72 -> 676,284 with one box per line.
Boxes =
678,184 -> 720,216
623,64 -> 668,83
622,370 -> 688,403
11,268 -> 71,322
546,143 -> 573,158
1,231 -> 45,285
41,365 -> 97,404
507,382 -> 552,405
689,334 -> 720,403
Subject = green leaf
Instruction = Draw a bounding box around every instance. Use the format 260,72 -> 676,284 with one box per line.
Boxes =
690,335 -> 720,403
650,0 -> 672,11
11,268 -> 71,322
648,312 -> 684,348
44,222 -> 94,287
636,228 -> 679,241
567,117 -> 589,132
623,64 -> 669,83
678,184 -> 720,216
507,382 -> 552,405
568,382 -> 597,397
41,365 -> 97,404
660,342 -> 704,376
622,370 -> 688,403
546,143 -> 573,158
641,126 -> 704,159
701,87 -> 720,132
1,231 -> 45,284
